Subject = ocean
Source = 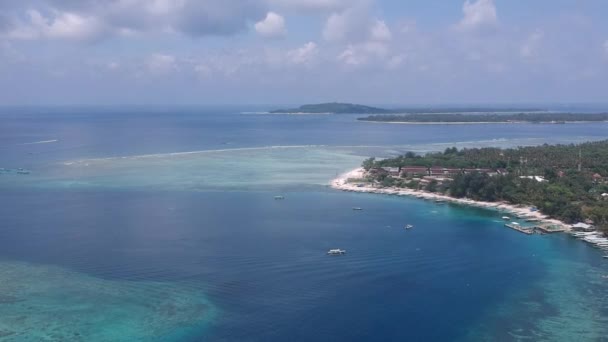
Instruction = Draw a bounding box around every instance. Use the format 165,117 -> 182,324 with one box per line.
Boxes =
1,107 -> 607,341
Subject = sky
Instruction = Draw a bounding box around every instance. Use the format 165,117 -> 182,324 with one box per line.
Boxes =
0,0 -> 608,106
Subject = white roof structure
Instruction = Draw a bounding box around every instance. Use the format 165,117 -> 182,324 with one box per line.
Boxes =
520,176 -> 547,182
572,223 -> 593,229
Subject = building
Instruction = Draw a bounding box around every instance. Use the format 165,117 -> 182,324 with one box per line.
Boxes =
429,167 -> 461,177
400,166 -> 504,178
520,176 -> 547,182
571,222 -> 595,232
401,167 -> 429,177
381,167 -> 401,176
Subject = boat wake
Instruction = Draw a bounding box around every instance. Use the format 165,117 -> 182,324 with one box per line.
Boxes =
20,139 -> 59,145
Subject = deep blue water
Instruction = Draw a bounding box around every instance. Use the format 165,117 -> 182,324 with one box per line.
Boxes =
1,107 -> 608,341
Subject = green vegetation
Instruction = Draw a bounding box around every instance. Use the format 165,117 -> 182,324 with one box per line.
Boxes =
271,103 -> 544,115
271,102 -> 391,114
360,113 -> 608,123
362,140 -> 608,234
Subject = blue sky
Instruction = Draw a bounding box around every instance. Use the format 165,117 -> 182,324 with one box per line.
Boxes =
0,0 -> 607,105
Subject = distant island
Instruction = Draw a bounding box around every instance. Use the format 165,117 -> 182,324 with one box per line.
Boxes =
332,140 -> 608,236
360,113 -> 608,124
270,103 -> 391,114
270,102 -> 545,114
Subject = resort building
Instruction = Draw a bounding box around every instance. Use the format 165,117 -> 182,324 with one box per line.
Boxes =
572,222 -> 595,232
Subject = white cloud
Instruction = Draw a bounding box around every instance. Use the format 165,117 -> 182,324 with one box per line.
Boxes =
287,41 -> 318,65
370,20 -> 391,42
520,30 -> 543,59
107,61 -> 120,70
456,0 -> 498,32
387,54 -> 405,69
2,0 -> 265,41
337,41 -> 390,68
255,12 -> 286,38
267,0 -> 357,13
323,11 -> 351,41
7,10 -> 105,41
194,63 -> 212,78
146,53 -> 177,74
323,3 -> 392,44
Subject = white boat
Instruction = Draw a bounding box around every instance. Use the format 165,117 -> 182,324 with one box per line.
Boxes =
405,224 -> 414,230
352,207 -> 363,211
327,249 -> 346,255
502,216 -> 511,220
274,196 -> 285,200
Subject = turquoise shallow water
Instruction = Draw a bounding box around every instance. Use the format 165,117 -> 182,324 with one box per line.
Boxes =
1,108 -> 608,341
0,261 -> 217,341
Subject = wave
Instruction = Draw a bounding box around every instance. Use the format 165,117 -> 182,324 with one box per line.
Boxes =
20,139 -> 58,145
62,136 -> 602,165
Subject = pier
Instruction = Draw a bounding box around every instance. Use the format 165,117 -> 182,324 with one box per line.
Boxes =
534,224 -> 568,234
505,223 -> 533,235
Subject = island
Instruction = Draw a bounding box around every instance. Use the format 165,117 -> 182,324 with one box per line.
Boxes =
270,102 -> 391,114
270,103 -> 545,115
332,140 -> 608,239
359,113 -> 608,124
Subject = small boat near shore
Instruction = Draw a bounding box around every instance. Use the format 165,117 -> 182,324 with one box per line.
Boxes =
502,216 -> 511,220
327,249 -> 346,255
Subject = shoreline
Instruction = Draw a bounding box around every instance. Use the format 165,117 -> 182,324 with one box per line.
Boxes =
359,120 -> 608,125
330,167 -> 571,232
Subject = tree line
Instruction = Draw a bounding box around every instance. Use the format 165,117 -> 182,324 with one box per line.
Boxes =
362,140 -> 608,233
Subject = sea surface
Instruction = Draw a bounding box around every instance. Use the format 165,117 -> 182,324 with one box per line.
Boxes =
1,106 -> 608,341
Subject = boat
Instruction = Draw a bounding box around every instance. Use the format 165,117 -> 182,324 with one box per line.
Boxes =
352,207 -> 363,211
502,216 -> 511,220
274,196 -> 285,200
327,249 -> 346,255
405,224 -> 414,230
604,255 -> 608,259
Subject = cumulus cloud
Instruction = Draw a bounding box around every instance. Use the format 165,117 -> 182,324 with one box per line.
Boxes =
323,2 -> 392,44
456,0 -> 498,32
267,0 -> 351,12
322,5 -> 368,42
370,20 -> 391,42
286,41 -> 318,65
174,0 -> 264,37
1,0 -> 266,40
6,10 -> 106,41
337,41 -> 390,68
255,12 -> 286,38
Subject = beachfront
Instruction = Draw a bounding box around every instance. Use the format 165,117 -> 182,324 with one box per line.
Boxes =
330,167 -> 571,232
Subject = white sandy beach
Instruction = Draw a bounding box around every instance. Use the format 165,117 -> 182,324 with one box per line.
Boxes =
330,167 -> 570,231
361,121 -> 606,125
